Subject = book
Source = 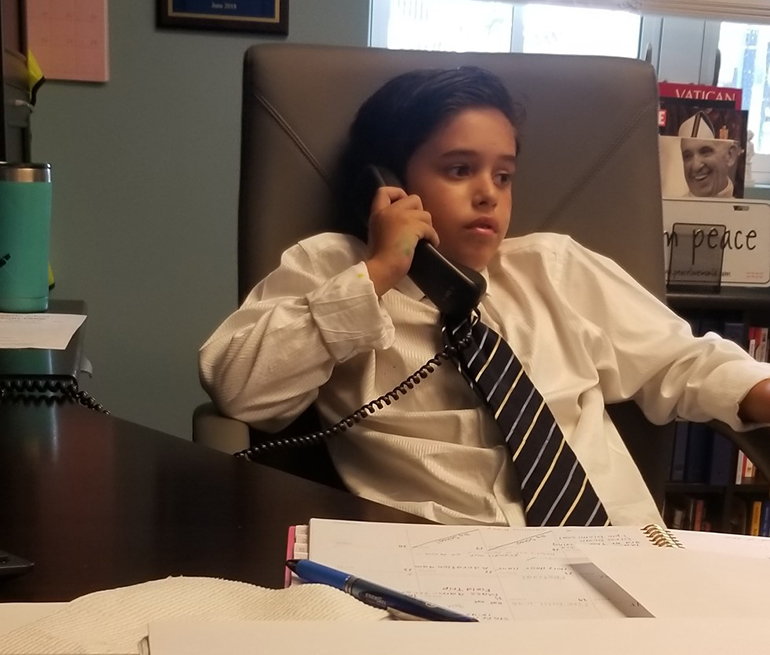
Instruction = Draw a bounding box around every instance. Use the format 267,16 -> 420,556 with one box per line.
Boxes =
736,450 -> 746,484
658,96 -> 748,199
693,499 -> 705,532
670,420 -> 689,482
743,457 -> 757,483
290,519 -> 684,621
684,423 -> 714,483
721,320 -> 747,347
750,500 -> 763,536
757,327 -> 769,362
659,82 -> 742,109
708,432 -> 736,486
761,501 -> 770,538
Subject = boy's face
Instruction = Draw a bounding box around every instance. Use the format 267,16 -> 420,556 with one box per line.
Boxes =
404,107 -> 516,271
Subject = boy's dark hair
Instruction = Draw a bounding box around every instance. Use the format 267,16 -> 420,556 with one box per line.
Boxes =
334,66 -> 525,240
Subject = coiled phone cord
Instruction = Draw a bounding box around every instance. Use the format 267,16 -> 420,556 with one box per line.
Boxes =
235,311 -> 478,461
234,335 -> 470,459
0,378 -> 110,414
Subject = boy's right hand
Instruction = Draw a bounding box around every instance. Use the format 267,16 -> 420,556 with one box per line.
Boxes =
365,186 -> 440,297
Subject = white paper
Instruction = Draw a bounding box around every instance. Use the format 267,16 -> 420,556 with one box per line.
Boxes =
585,547 -> 770,619
0,313 -> 85,349
306,520 -> 664,621
670,528 -> 770,558
146,618 -> 770,655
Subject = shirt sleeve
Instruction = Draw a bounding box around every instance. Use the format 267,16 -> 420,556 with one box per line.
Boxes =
198,237 -> 395,431
557,238 -> 770,431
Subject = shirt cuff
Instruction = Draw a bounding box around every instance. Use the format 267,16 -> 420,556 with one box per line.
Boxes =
698,359 -> 770,431
307,261 -> 395,363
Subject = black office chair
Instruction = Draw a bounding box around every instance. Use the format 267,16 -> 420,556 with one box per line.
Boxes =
194,44 -> 770,510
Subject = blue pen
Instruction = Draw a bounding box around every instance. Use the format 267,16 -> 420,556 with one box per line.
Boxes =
286,558 -> 478,622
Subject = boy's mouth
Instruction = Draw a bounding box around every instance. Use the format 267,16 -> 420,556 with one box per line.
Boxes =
466,217 -> 498,235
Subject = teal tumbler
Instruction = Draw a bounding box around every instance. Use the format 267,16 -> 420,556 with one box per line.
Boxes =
0,163 -> 52,312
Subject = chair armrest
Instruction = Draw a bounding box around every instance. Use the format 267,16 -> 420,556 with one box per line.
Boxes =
709,419 -> 770,488
192,402 -> 250,454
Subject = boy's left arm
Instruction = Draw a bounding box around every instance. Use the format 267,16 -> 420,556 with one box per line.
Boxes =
739,379 -> 770,424
558,239 -> 770,431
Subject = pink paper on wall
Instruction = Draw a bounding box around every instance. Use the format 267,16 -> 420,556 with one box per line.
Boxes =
27,0 -> 109,83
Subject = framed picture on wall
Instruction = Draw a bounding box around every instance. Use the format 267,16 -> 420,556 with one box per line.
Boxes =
157,0 -> 289,35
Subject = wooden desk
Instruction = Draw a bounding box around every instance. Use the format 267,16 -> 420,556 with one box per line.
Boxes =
0,402 -> 425,601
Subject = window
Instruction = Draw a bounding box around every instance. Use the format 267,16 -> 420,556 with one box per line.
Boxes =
516,5 -> 641,58
374,0 -> 513,53
718,23 -> 770,158
370,0 -> 643,59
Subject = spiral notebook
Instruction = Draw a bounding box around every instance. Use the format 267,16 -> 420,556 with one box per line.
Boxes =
289,520 -> 684,620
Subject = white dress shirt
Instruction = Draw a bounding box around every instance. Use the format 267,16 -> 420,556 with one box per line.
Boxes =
199,232 -> 770,526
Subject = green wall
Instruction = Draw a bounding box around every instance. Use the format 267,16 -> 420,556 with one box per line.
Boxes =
37,1 -> 370,437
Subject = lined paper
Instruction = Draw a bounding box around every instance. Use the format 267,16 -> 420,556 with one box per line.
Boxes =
306,519 -> 662,621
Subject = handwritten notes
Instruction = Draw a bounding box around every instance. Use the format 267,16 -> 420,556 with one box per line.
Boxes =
306,520 -> 660,621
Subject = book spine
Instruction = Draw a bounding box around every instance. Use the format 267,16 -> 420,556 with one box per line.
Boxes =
708,433 -> 736,486
745,452 -> 756,480
727,497 -> 749,534
756,328 -> 767,362
736,451 -> 746,484
693,499 -> 705,531
684,423 -> 713,484
722,321 -> 747,348
750,500 -> 763,536
761,501 -> 770,537
670,420 -> 689,482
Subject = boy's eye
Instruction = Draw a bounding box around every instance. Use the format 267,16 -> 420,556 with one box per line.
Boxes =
447,164 -> 471,177
495,171 -> 513,186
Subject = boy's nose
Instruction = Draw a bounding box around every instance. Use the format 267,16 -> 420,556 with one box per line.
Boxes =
474,176 -> 498,207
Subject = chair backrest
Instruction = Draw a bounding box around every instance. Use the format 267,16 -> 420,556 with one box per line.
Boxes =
238,44 -> 672,507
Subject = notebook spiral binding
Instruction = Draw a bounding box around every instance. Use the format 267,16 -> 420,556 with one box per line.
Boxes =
642,523 -> 684,549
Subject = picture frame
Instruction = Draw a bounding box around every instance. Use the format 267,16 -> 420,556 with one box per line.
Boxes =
157,1 -> 288,35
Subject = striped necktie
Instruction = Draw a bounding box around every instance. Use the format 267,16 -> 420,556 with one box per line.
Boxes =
445,312 -> 610,527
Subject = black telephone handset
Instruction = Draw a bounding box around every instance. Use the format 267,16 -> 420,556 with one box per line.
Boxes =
358,165 -> 486,320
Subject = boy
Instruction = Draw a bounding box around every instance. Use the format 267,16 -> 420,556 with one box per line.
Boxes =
200,67 -> 770,527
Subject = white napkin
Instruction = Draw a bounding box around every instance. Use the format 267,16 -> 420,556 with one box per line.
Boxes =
0,576 -> 387,655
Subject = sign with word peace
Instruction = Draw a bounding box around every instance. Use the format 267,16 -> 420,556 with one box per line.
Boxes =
663,198 -> 770,287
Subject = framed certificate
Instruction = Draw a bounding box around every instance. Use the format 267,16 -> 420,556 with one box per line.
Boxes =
157,1 -> 289,35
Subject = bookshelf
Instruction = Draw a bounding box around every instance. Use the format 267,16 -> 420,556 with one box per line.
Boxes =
665,288 -> 770,535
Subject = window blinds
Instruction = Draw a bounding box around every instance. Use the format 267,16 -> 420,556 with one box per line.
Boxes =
525,1 -> 770,25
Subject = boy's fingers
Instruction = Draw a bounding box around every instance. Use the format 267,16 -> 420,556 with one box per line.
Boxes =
370,186 -> 409,214
420,225 -> 441,249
